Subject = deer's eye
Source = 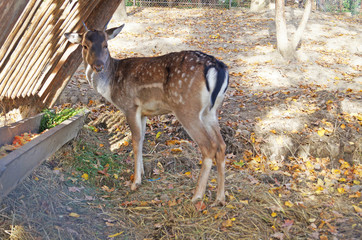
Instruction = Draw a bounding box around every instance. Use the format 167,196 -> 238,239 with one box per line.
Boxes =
83,45 -> 88,50
103,45 -> 108,49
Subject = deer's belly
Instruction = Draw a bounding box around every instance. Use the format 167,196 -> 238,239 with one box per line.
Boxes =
140,100 -> 171,116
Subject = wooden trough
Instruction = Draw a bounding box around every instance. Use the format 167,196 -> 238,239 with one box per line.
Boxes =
0,110 -> 89,200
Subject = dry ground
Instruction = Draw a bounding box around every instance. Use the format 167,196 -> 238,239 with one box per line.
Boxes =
1,6 -> 361,240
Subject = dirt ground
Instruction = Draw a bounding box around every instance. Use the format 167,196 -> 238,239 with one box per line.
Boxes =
1,6 -> 362,240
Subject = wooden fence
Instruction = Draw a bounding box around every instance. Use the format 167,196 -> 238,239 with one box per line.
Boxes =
0,0 -> 122,117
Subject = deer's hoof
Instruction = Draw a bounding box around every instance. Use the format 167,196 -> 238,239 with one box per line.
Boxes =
191,195 -> 202,203
131,182 -> 139,191
210,199 -> 226,207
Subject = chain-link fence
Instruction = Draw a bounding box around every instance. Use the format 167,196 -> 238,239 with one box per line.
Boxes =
125,0 -> 247,8
125,0 -> 361,14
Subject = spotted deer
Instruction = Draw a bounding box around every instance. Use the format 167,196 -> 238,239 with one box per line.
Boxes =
65,24 -> 229,204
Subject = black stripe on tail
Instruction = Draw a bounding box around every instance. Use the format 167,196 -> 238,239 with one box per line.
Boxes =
205,61 -> 229,109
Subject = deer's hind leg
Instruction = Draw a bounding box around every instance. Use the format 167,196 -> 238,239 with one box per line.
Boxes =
201,108 -> 226,205
175,111 -> 219,202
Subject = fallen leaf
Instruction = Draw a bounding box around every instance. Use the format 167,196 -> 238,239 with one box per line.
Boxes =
108,231 -> 123,238
320,235 -> 328,240
318,129 -> 325,137
194,201 -> 206,211
81,173 -> 89,180
353,205 -> 362,213
156,131 -> 162,139
282,219 -> 294,232
222,219 -> 233,228
101,185 -> 115,192
69,212 -> 80,218
168,199 -> 177,207
171,148 -> 182,153
284,201 -> 294,207
270,232 -> 284,240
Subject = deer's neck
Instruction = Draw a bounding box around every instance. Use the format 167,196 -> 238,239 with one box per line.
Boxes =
85,56 -> 116,104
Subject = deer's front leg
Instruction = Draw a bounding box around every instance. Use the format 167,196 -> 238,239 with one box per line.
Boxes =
127,109 -> 147,191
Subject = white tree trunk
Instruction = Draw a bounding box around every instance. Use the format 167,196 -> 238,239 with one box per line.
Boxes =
275,0 -> 290,59
275,0 -> 312,60
291,0 -> 312,51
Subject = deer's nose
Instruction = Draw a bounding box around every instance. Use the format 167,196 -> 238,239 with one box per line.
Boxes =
92,60 -> 104,73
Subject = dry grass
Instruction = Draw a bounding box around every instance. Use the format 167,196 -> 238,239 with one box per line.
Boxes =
1,7 -> 361,240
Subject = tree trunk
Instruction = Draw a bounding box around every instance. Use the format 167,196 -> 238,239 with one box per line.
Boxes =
250,0 -> 270,12
112,0 -> 127,22
275,0 -> 312,60
291,0 -> 312,51
275,0 -> 290,59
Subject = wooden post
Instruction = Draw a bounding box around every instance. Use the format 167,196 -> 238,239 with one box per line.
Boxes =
0,0 -> 28,49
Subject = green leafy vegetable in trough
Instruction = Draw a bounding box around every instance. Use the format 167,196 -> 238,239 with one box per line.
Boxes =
40,108 -> 83,132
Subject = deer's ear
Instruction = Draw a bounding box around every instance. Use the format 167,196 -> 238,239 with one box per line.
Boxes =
64,33 -> 83,44
106,24 -> 124,40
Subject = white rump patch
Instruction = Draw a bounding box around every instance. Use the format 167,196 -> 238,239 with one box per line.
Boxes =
206,68 -> 218,92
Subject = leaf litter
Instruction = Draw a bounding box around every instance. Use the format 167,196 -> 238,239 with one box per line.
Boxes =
1,6 -> 361,240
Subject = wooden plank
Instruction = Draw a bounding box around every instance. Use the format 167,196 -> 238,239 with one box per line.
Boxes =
8,0 -> 69,99
0,0 -> 28,49
0,0 -> 55,98
0,113 -> 43,146
0,110 -> 89,199
41,0 -> 123,107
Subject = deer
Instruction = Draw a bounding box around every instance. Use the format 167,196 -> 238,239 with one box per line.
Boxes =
64,24 -> 229,205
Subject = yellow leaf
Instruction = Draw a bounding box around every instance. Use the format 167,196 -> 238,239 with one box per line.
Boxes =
318,129 -> 325,137
315,186 -> 324,194
113,174 -> 119,179
352,205 -> 362,213
211,178 -> 217,183
306,161 -> 314,170
340,161 -> 350,169
271,212 -> 277,217
184,171 -> 191,176
340,124 -> 346,129
69,212 -> 80,218
270,129 -> 277,134
171,148 -> 182,153
222,219 -> 233,228
240,200 -> 249,204
285,201 -> 294,207
338,178 -> 346,182
337,187 -> 345,194
81,173 -> 89,180
108,231 -> 124,238
354,180 -> 361,185
34,176 -> 39,181
99,143 -> 104,147
156,131 -> 162,139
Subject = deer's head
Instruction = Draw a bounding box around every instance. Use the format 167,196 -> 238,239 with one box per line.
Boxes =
65,24 -> 124,73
